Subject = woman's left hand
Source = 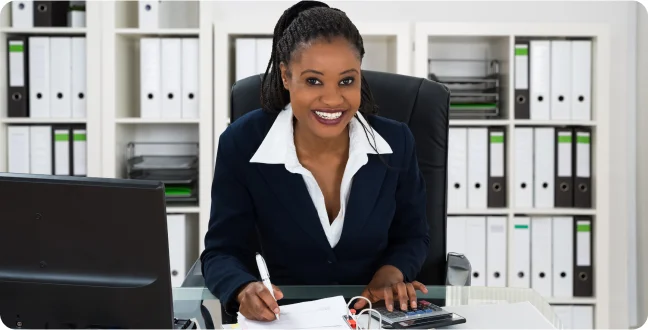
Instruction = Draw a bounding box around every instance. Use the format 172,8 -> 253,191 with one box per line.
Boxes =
353,265 -> 428,311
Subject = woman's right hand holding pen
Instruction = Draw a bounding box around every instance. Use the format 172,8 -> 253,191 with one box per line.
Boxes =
236,282 -> 284,321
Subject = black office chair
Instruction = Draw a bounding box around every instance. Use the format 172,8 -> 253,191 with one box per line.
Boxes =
228,70 -> 469,286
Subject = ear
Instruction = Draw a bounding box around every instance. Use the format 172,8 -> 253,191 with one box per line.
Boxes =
279,62 -> 289,90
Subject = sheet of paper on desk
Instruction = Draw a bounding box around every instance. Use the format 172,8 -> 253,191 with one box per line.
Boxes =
237,296 -> 351,329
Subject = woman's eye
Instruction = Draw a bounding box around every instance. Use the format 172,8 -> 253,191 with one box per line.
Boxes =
340,78 -> 354,85
306,78 -> 321,85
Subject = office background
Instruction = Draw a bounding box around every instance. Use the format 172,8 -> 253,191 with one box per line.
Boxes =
0,0 -> 646,329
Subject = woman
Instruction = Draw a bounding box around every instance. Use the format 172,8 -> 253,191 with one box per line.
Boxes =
201,0 -> 430,322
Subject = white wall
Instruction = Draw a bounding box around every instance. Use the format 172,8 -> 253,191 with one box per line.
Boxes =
212,1 -> 637,328
636,1 -> 648,328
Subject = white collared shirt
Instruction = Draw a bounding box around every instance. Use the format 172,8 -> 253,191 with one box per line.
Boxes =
249,104 -> 393,248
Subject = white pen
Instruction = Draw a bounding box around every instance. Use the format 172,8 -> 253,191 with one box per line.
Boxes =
256,253 -> 279,320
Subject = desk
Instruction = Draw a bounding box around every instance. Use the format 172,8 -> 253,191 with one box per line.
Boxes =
172,285 -> 562,329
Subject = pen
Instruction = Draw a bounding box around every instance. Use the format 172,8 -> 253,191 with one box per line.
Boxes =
256,253 -> 280,320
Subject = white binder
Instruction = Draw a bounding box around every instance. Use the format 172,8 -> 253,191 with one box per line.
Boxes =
514,128 -> 534,208
486,216 -> 507,287
235,38 -> 257,81
138,0 -> 160,29
571,305 -> 593,329
54,128 -> 70,175
552,216 -> 573,297
29,126 -> 52,175
509,216 -> 530,288
446,216 -> 466,257
71,37 -> 86,119
72,128 -> 87,176
140,38 -> 161,118
181,38 -> 199,119
50,37 -> 72,118
571,40 -> 592,121
465,217 -> 486,287
161,38 -> 182,118
8,126 -> 30,174
550,40 -> 571,120
530,40 -> 550,120
534,128 -> 555,208
255,38 -> 273,75
12,1 -> 33,28
167,214 -> 189,287
29,37 -> 51,118
467,128 -> 487,209
531,216 -> 552,297
448,128 -> 467,209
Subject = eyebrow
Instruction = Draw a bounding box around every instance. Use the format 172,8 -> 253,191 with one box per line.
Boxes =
300,68 -> 359,76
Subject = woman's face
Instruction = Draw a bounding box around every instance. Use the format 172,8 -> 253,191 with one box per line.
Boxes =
280,37 -> 362,140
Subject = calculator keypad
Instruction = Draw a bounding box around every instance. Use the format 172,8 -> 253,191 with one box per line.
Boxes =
374,300 -> 445,323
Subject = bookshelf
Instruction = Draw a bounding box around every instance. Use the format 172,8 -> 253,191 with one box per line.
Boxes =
415,22 -> 610,328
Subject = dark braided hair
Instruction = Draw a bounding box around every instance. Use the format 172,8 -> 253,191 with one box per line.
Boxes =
261,0 -> 391,163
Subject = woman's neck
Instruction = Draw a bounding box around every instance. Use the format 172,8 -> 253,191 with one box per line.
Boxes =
293,118 -> 349,159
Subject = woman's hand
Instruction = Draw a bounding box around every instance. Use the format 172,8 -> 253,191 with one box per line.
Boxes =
236,281 -> 284,321
353,265 -> 428,312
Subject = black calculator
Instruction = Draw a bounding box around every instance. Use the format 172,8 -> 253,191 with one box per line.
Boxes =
368,299 -> 466,329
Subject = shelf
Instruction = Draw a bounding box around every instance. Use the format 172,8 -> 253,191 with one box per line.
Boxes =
115,28 -> 200,37
546,297 -> 597,305
115,118 -> 201,124
513,120 -> 597,126
0,118 -> 87,124
166,206 -> 200,214
447,209 -> 509,215
449,119 -> 509,126
513,208 -> 596,216
0,27 -> 87,35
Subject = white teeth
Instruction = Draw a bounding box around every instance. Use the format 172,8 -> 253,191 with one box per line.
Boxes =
314,111 -> 342,120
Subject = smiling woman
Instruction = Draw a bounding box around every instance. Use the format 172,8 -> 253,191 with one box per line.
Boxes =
200,0 -> 431,324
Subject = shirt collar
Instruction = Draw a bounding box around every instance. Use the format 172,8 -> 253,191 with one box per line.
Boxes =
249,103 -> 392,165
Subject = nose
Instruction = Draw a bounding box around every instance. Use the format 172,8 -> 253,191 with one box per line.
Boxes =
319,84 -> 344,107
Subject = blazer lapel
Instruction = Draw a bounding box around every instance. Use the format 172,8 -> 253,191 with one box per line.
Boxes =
338,155 -> 388,245
255,164 -> 332,252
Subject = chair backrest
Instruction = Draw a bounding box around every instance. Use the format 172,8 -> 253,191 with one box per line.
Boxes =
230,70 -> 450,285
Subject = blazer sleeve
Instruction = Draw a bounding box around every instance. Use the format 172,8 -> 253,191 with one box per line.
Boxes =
380,123 -> 431,282
200,128 -> 258,311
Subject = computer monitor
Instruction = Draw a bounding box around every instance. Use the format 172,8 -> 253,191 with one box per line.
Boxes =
0,173 -> 174,329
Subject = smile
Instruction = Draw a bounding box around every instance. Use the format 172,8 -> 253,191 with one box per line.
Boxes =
311,109 -> 347,126
314,111 -> 343,120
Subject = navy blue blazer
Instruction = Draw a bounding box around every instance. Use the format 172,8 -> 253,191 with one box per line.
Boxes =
200,109 -> 430,308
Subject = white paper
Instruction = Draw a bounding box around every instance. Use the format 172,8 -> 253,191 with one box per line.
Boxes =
238,296 -> 350,329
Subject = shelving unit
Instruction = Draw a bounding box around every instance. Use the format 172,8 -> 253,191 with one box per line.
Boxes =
0,1 -> 101,177
415,23 -> 610,328
99,0 -> 214,265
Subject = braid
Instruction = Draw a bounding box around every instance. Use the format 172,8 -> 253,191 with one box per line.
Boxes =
260,1 -> 377,116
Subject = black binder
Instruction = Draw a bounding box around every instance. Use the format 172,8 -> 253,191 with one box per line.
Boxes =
573,127 -> 592,208
573,216 -> 593,296
514,39 -> 530,119
554,127 -> 574,207
34,1 -> 69,27
487,127 -> 506,207
6,36 -> 29,117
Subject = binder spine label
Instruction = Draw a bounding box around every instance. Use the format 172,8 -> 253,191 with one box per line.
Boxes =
576,133 -> 590,177
489,132 -> 504,177
576,220 -> 591,266
558,132 -> 572,176
9,41 -> 25,87
515,45 -> 529,89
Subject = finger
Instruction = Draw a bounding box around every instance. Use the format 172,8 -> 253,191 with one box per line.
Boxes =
384,286 -> 394,312
354,288 -> 370,309
395,282 -> 408,311
272,284 -> 284,300
412,281 -> 428,293
256,285 -> 280,317
406,283 -> 417,309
